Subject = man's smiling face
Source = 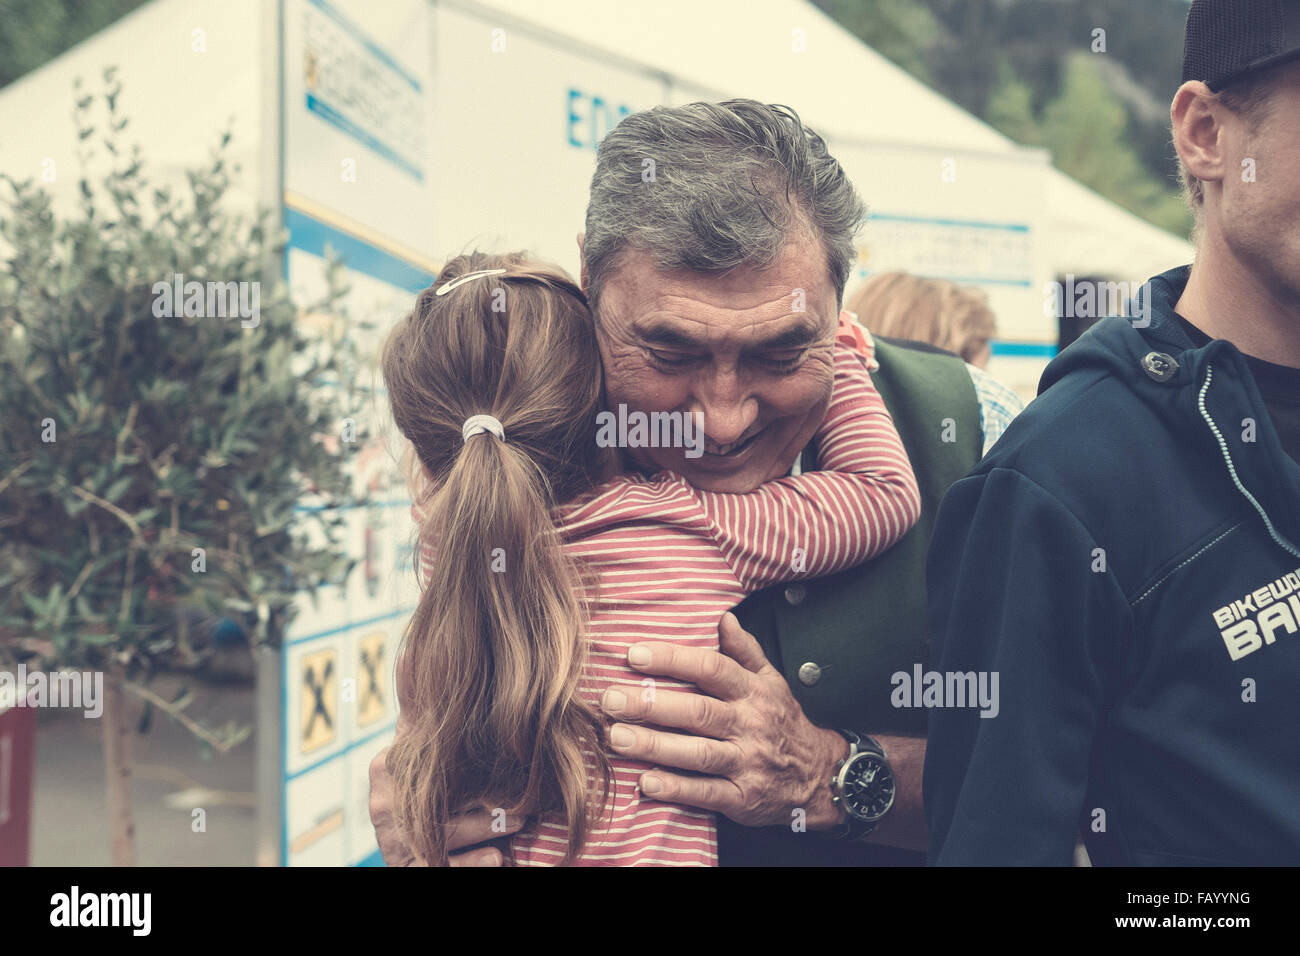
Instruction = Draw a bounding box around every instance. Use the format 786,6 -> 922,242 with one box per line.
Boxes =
590,236 -> 839,493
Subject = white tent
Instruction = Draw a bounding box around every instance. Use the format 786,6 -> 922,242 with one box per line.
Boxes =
1045,167 -> 1195,281
473,0 -> 1195,283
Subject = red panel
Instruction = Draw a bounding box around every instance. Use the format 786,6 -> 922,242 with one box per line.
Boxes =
0,705 -> 37,867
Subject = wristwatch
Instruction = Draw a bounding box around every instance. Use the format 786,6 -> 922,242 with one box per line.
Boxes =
825,729 -> 896,840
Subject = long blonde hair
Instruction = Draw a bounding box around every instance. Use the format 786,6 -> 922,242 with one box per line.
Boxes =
380,250 -> 614,865
847,272 -> 995,364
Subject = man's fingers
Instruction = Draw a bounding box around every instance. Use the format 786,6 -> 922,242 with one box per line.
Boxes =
446,807 -> 528,852
607,723 -> 743,775
448,845 -> 506,867
625,641 -> 751,699
717,611 -> 770,674
369,746 -> 418,866
368,747 -> 393,823
370,745 -> 526,862
636,769 -> 743,816
600,684 -> 733,737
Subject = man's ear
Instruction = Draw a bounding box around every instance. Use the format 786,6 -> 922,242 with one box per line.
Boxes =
1172,80 -> 1228,191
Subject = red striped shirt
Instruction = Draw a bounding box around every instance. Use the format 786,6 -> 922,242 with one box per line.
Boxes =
414,342 -> 919,865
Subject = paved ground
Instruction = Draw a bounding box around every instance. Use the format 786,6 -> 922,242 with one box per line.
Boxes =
25,664 -> 1089,866
30,669 -> 258,866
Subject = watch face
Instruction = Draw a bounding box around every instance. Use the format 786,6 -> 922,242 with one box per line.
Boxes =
843,752 -> 895,822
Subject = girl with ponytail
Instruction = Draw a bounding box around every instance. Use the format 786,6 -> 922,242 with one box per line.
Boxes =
381,250 -> 920,866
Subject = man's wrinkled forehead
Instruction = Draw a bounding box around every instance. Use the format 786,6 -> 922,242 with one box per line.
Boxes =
595,249 -> 838,342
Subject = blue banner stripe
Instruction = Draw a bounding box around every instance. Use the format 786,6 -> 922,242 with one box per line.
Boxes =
285,207 -> 434,293
293,499 -> 412,513
285,606 -> 417,647
992,341 -> 1057,358
305,93 -> 424,181
308,0 -> 422,93
868,212 -> 1031,233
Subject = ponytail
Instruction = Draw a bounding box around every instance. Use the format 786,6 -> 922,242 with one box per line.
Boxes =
382,250 -> 614,865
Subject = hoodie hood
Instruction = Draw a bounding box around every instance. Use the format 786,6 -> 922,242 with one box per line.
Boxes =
1041,266 -> 1233,394
1036,265 -> 1300,559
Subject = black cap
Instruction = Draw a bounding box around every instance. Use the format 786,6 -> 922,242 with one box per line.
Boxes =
1183,0 -> 1300,91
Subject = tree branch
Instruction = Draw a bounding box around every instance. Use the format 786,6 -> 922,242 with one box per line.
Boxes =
115,402 -> 138,459
70,484 -> 143,541
0,459 -> 35,496
67,559 -> 96,601
120,680 -> 244,754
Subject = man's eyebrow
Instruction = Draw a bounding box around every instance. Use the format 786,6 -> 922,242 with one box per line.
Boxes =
747,322 -> 821,351
636,317 -> 823,351
638,324 -> 706,349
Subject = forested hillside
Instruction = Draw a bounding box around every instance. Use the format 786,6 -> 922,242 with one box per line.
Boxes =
814,0 -> 1195,234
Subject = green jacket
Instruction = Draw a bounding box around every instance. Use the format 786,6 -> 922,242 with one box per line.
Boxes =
719,336 -> 983,866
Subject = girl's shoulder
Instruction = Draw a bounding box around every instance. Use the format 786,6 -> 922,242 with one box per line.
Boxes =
555,470 -> 699,538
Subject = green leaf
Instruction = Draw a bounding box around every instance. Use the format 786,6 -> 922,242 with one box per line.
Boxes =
51,594 -> 70,628
103,474 -> 132,503
21,589 -> 49,617
74,594 -> 101,622
132,506 -> 160,526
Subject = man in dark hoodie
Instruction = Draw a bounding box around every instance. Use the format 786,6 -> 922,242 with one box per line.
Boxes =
924,0 -> 1300,866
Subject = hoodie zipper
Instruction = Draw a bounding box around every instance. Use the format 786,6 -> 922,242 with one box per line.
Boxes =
1197,364 -> 1300,559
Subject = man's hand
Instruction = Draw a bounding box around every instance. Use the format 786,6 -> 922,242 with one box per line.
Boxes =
599,611 -> 849,830
367,744 -> 528,866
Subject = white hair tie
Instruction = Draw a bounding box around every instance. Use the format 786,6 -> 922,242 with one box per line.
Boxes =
462,414 -> 505,442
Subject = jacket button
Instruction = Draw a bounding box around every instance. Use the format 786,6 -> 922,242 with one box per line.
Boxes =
784,584 -> 807,606
798,661 -> 822,686
1140,351 -> 1179,382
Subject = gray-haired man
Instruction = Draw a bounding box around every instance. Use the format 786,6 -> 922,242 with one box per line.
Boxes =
371,98 -> 1022,866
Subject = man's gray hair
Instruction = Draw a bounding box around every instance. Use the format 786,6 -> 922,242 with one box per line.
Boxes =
582,99 -> 867,319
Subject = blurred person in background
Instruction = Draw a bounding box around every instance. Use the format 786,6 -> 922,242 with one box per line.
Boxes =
847,271 -> 997,369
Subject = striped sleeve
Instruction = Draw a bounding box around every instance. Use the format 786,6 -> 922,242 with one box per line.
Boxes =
692,342 -> 921,592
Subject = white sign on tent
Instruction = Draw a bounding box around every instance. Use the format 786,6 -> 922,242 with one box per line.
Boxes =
279,0 -> 435,868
